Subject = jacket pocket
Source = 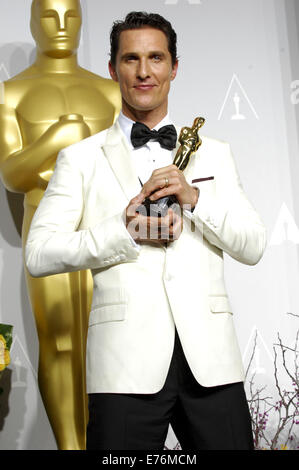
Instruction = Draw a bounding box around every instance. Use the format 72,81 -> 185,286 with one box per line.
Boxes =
209,295 -> 233,314
88,304 -> 126,325
89,288 -> 128,325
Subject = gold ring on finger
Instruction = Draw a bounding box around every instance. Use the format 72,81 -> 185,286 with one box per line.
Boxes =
165,177 -> 169,188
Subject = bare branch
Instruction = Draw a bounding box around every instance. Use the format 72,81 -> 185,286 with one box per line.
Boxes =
245,329 -> 258,380
287,312 -> 299,319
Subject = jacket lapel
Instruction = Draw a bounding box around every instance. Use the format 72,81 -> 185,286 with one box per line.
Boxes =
102,121 -> 141,201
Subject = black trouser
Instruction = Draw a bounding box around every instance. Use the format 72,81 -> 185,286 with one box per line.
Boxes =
86,328 -> 254,450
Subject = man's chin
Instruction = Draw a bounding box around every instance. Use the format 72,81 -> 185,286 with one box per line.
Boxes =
130,101 -> 160,113
122,97 -> 167,118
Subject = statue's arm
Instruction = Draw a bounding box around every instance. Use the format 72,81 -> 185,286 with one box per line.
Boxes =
0,105 -> 90,193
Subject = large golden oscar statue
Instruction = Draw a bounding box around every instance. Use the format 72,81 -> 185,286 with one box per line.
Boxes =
0,0 -> 121,449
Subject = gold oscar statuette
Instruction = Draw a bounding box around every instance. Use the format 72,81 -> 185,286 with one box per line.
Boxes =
0,0 -> 121,450
139,117 -> 205,217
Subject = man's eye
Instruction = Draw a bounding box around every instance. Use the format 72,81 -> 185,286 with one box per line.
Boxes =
152,55 -> 162,62
126,56 -> 137,62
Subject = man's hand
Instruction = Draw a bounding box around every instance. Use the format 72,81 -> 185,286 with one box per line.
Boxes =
141,164 -> 199,210
125,193 -> 183,244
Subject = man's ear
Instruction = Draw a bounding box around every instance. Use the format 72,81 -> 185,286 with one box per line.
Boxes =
108,61 -> 118,82
170,59 -> 178,81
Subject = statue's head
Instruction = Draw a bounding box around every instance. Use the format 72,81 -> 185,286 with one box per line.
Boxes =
30,0 -> 82,58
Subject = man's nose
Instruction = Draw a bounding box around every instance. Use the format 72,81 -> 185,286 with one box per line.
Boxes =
137,58 -> 151,79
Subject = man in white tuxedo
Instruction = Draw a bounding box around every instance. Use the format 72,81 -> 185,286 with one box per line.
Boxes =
25,12 -> 267,450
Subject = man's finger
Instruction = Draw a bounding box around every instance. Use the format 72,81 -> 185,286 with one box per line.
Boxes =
131,192 -> 145,205
151,164 -> 177,176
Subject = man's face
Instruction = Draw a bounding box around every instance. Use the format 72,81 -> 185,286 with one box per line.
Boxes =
109,27 -> 178,119
31,0 -> 82,58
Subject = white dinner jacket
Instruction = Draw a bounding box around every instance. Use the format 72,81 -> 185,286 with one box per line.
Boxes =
25,121 -> 267,393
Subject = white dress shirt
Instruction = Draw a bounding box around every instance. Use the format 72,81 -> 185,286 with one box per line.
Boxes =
117,111 -> 176,186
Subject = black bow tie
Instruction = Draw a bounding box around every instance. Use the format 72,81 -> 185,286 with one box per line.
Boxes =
130,122 -> 177,150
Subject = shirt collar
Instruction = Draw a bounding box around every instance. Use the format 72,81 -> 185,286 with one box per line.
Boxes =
117,110 -> 173,148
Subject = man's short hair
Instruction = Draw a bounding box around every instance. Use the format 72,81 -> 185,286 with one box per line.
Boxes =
110,11 -> 178,67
